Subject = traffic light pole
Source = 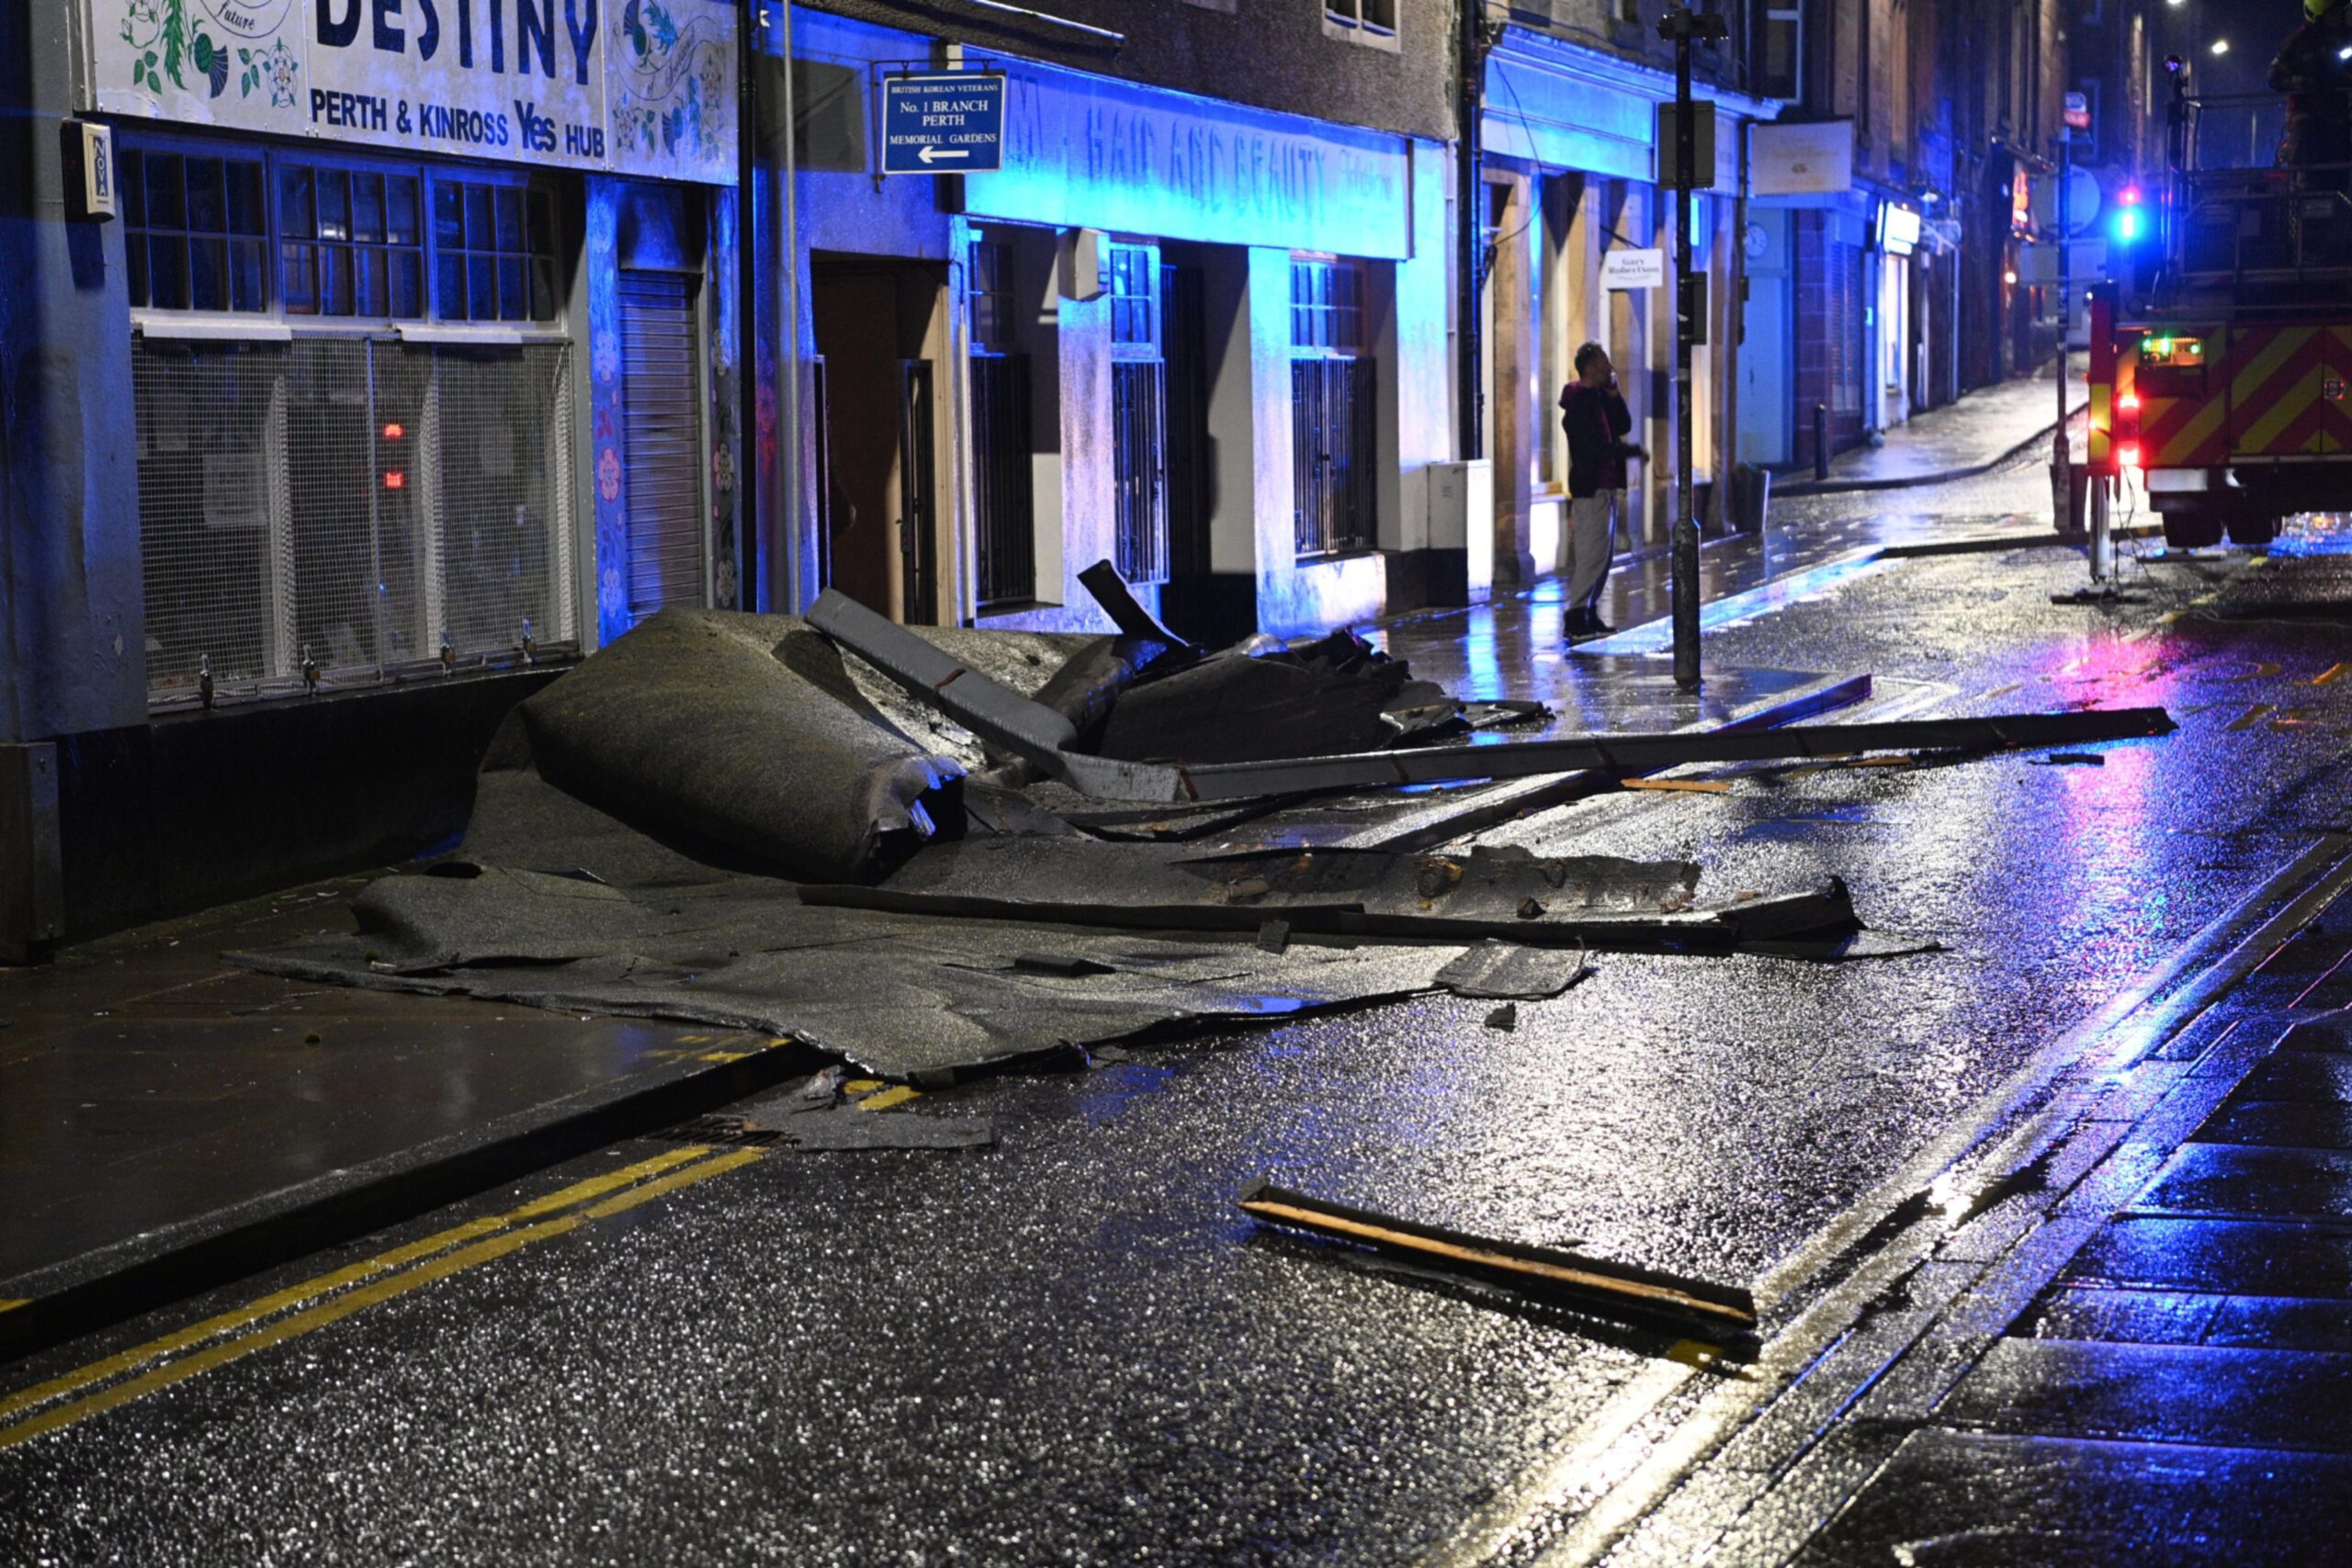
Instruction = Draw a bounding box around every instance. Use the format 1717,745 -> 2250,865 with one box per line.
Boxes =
2052,122 -> 2073,553
1660,7 -> 1724,692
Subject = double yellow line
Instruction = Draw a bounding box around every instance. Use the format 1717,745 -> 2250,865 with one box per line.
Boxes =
0,1144 -> 763,1452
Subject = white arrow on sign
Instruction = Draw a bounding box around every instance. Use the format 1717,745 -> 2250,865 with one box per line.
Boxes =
918,144 -> 969,164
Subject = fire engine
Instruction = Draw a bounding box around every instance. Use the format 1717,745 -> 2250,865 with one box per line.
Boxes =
2088,72 -> 2352,549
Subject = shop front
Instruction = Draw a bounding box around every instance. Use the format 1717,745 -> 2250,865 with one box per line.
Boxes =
4,2 -> 744,941
88,0 -> 743,707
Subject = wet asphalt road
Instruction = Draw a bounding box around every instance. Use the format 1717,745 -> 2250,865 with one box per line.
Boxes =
8,467 -> 2352,1566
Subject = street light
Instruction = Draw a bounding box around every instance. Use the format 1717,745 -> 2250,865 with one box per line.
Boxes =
2211,39 -> 2230,56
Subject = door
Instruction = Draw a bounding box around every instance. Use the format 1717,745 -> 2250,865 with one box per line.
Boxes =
1736,213 -> 1790,464
810,259 -> 946,621
1161,262 -> 1212,579
1111,360 -> 1168,583
898,359 -> 937,624
1291,356 -> 1375,558
969,351 -> 1034,607
617,270 -> 706,625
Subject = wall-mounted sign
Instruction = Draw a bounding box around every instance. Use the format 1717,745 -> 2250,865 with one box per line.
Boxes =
1878,202 -> 1921,255
968,61 -> 1413,260
74,121 -> 118,220
1749,119 -> 1853,197
83,0 -> 738,184
1601,247 -> 1666,290
881,72 -> 1005,174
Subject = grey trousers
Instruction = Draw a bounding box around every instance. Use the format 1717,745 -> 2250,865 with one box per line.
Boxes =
1566,491 -> 1623,611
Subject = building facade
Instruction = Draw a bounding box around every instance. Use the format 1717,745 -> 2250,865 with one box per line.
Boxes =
2,1 -> 746,946
760,0 -> 1456,645
1477,5 -> 1782,578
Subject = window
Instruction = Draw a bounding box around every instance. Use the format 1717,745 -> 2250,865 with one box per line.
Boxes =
1105,242 -> 1167,581
123,139 -> 561,326
1289,258 -> 1375,558
1290,258 -> 1364,352
134,338 -> 578,704
1325,0 -> 1398,44
122,148 -> 268,312
1106,243 -> 1157,347
970,239 -> 1014,350
279,164 -> 424,319
435,178 -> 560,322
122,138 -> 580,707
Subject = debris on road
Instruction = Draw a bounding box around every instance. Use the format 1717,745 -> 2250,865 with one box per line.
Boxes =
1436,942 -> 1590,1000
1237,1179 -> 1758,1338
233,565 -> 2151,1079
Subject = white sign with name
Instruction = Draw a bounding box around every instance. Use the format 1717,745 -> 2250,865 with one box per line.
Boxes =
85,1 -> 738,184
1601,247 -> 1666,291
1750,118 -> 1855,197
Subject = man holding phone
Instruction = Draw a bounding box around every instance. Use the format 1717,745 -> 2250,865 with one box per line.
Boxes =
1558,342 -> 1645,639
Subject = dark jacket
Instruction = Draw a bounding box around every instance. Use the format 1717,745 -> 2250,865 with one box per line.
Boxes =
2271,15 -> 2352,174
1561,381 -> 1638,499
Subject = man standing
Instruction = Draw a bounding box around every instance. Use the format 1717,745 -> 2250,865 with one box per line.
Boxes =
2272,0 -> 2352,195
1559,342 -> 1645,639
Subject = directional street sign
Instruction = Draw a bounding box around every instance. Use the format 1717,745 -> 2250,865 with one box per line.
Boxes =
881,72 -> 1007,175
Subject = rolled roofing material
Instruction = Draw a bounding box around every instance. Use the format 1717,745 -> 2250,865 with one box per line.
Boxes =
517,608 -> 969,885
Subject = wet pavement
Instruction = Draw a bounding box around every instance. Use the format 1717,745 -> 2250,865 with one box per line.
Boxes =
10,450 -> 2352,1561
1773,352 -> 2086,494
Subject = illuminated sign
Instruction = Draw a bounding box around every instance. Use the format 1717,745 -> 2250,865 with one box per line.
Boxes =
84,0 -> 738,184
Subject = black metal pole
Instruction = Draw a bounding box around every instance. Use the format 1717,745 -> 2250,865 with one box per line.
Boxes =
1669,18 -> 1700,691
1814,403 -> 1828,479
1457,6 -> 1487,463
737,1 -> 762,610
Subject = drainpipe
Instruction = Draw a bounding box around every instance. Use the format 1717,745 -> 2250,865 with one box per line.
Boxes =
1457,4 -> 1490,461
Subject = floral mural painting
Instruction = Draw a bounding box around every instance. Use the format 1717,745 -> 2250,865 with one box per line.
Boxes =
608,0 -> 737,182
119,0 -> 297,104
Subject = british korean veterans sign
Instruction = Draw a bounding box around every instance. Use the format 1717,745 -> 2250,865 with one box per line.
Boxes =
87,1 -> 740,185
881,72 -> 1005,174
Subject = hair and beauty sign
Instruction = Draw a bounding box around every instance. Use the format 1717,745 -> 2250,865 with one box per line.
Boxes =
86,1 -> 738,183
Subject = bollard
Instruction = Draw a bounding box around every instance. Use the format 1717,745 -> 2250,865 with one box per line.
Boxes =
1813,404 -> 1829,481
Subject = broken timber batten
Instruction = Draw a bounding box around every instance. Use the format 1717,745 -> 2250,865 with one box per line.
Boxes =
1238,1179 -> 1758,1338
808,588 -> 2175,805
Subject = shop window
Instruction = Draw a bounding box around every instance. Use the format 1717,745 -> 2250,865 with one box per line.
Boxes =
123,148 -> 268,312
434,178 -> 560,323
134,338 -> 578,705
279,164 -> 424,320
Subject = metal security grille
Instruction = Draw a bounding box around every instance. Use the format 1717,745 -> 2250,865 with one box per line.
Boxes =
970,353 -> 1035,606
1292,356 -> 1377,558
135,337 -> 575,705
1112,360 -> 1169,584
619,271 -> 707,624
